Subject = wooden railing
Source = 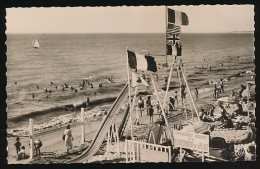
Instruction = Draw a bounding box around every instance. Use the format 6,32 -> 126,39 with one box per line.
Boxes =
125,139 -> 171,163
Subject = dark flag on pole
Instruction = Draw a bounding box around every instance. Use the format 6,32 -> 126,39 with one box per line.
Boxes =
127,50 -> 157,72
168,8 -> 189,26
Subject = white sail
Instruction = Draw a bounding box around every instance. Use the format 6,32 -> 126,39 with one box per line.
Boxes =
32,38 -> 40,48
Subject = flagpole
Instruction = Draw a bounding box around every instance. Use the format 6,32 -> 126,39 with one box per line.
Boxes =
165,6 -> 168,65
126,47 -> 133,139
150,72 -> 169,126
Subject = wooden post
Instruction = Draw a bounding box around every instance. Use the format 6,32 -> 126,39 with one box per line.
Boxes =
137,142 -> 140,162
126,47 -> 133,140
116,127 -> 120,154
80,108 -> 85,144
125,139 -> 128,163
202,151 -> 205,162
150,73 -> 169,126
179,147 -> 182,162
133,143 -> 136,162
168,146 -> 171,163
29,118 -> 34,159
180,65 -> 200,121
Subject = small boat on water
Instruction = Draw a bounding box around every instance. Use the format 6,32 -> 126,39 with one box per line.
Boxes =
32,38 -> 40,49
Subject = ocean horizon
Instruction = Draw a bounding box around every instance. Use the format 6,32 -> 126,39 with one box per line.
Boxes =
6,32 -> 254,131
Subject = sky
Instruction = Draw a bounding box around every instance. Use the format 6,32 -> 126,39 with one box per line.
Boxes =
6,5 -> 254,33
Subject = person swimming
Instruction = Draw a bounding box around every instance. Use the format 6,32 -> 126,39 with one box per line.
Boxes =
32,94 -> 34,98
37,85 -> 39,89
51,82 -> 53,84
15,82 -> 17,85
75,89 -> 77,92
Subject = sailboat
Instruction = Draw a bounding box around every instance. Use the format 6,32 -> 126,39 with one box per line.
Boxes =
32,38 -> 40,49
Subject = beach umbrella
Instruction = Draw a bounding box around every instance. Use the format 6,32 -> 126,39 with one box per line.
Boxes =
217,97 -> 235,103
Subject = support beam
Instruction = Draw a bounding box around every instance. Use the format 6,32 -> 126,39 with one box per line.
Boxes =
29,118 -> 34,159
150,73 -> 169,126
179,65 -> 200,121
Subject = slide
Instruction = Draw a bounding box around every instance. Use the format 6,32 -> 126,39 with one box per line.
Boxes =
118,104 -> 130,137
66,84 -> 129,163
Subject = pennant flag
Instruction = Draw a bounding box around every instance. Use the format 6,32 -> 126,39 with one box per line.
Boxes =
167,44 -> 177,56
131,71 -> 149,87
168,8 -> 189,26
127,50 -> 157,72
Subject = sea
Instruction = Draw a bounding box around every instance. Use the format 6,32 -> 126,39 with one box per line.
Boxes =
6,33 -> 255,132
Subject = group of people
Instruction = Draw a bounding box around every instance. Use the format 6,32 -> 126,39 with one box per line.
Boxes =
31,78 -> 110,99
14,137 -> 42,161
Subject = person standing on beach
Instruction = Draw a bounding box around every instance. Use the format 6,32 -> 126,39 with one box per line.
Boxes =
181,84 -> 186,105
220,79 -> 224,93
64,125 -> 73,153
14,137 -> 21,154
137,96 -> 144,116
174,91 -> 178,107
146,96 -> 151,115
149,105 -> 154,122
195,88 -> 199,100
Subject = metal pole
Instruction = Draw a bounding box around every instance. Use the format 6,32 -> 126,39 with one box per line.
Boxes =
165,6 -> 168,65
180,65 -> 200,121
150,72 -> 169,126
126,47 -> 133,139
163,57 -> 174,109
29,118 -> 34,159
80,108 -> 85,144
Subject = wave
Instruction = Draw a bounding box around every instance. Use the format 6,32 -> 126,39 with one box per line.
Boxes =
8,96 -> 117,123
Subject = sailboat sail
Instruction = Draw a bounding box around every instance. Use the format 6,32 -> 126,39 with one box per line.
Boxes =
32,38 -> 40,48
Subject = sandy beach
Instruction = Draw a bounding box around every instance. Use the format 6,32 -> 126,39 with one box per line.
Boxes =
7,67 -> 255,164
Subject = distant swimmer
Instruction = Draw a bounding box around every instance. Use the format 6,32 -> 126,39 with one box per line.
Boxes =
99,84 -> 102,87
90,84 -> 93,88
45,88 -> 48,93
15,82 -> 17,85
49,90 -> 52,93
62,87 -> 64,92
75,89 -> 77,92
51,82 -> 53,84
93,92 -> 96,95
32,94 -> 34,99
56,86 -> 57,89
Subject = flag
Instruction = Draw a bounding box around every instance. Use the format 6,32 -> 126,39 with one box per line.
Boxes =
166,34 -> 179,45
168,8 -> 189,26
167,44 -> 177,56
167,24 -> 181,34
127,50 -> 157,72
131,71 -> 149,87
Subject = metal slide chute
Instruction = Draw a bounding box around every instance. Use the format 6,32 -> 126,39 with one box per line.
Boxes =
66,84 -> 129,163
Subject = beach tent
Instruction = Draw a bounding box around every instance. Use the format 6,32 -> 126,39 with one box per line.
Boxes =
147,126 -> 167,144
